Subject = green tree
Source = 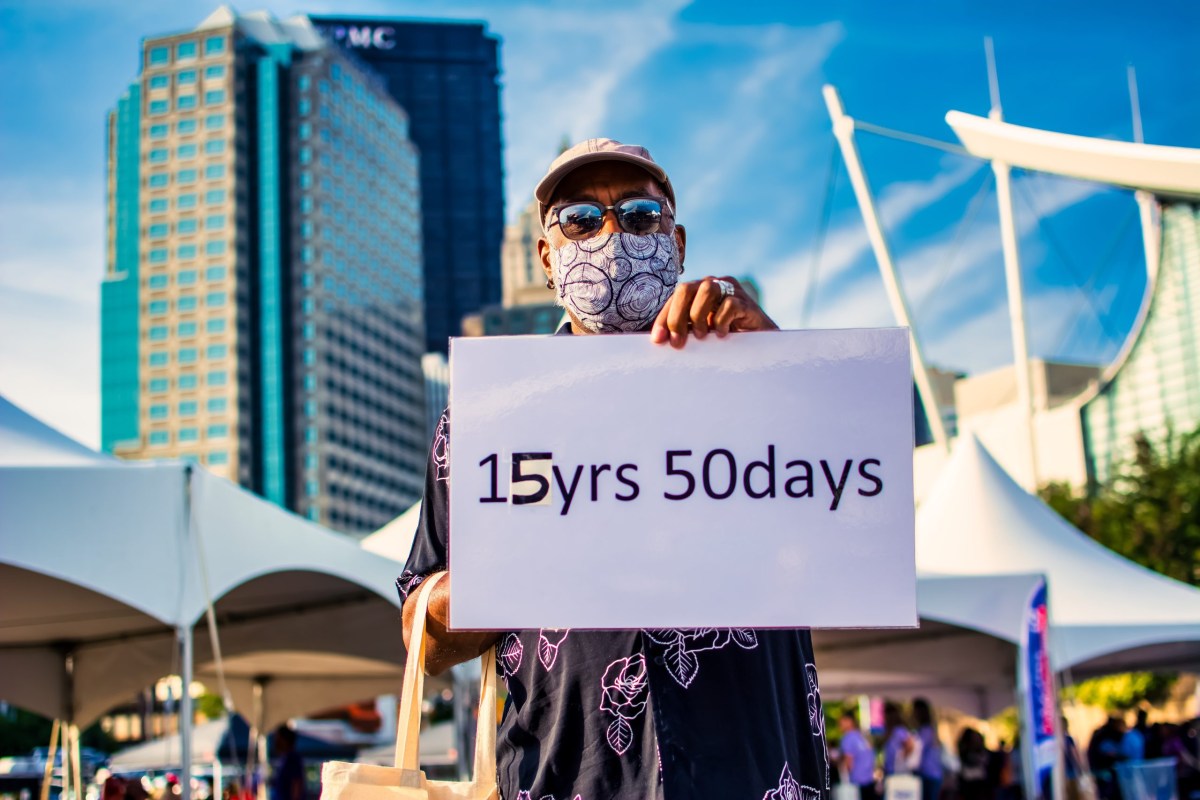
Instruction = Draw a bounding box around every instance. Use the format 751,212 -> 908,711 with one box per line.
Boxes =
1039,424 -> 1200,711
1040,424 -> 1200,586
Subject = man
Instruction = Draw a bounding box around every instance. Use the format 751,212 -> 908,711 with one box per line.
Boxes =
400,139 -> 829,799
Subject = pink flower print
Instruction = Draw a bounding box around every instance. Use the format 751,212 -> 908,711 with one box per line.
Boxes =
537,629 -> 570,670
763,763 -> 801,800
599,655 -> 649,755
431,413 -> 449,481
498,633 -> 523,676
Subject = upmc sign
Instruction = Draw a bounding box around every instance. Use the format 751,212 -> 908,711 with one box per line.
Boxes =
320,24 -> 396,50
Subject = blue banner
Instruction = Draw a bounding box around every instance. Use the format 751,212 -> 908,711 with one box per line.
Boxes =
1025,580 -> 1057,790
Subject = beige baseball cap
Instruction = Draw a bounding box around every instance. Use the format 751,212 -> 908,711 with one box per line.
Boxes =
535,138 -> 676,224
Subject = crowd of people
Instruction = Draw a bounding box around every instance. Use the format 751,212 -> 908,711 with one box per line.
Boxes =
830,699 -> 1028,800
831,701 -> 1200,800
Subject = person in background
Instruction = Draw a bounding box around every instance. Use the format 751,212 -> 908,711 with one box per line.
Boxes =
1088,717 -> 1125,800
912,698 -> 943,800
882,702 -> 916,780
269,725 -> 305,800
1122,710 -> 1146,762
957,727 -> 994,800
839,709 -> 879,800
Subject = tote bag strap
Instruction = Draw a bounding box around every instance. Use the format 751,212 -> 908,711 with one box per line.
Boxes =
394,571 -> 446,770
472,646 -> 497,781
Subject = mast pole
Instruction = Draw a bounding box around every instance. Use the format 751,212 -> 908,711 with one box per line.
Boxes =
822,84 -> 951,451
985,37 -> 1040,490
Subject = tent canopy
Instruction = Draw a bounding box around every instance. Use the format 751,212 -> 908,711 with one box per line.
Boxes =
917,434 -> 1200,674
0,396 -> 409,726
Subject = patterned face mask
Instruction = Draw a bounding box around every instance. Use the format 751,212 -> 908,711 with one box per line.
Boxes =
550,232 -> 681,333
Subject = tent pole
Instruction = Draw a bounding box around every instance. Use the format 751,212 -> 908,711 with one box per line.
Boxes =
179,624 -> 194,800
38,719 -> 60,800
821,83 -> 951,451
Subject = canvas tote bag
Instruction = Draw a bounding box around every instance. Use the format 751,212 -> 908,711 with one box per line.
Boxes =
321,572 -> 498,800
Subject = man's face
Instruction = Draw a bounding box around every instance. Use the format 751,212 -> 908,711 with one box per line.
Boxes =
538,161 -> 687,333
838,716 -> 854,734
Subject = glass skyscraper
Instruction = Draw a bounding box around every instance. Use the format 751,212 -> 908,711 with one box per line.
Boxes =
310,16 -> 504,354
101,9 -> 427,535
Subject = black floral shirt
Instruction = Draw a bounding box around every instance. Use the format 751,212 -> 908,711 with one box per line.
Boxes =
399,335 -> 830,800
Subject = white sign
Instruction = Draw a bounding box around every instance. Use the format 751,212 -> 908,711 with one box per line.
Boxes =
448,328 -> 917,630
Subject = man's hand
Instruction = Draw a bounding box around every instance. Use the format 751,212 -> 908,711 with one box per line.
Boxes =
401,573 -> 500,676
650,276 -> 777,348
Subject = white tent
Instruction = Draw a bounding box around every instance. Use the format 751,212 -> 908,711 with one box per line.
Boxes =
916,434 -> 1200,675
0,396 -> 413,796
361,500 -> 422,560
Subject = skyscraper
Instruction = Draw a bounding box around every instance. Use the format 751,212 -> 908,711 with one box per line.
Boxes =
310,16 -> 504,354
101,8 -> 428,535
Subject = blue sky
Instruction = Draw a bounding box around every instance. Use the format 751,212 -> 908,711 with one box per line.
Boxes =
1,0 -> 1197,446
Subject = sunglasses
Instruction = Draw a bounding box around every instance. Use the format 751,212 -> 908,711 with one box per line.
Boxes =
546,196 -> 670,240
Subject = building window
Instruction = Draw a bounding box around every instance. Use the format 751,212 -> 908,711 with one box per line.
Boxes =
206,344 -> 228,359
204,139 -> 225,155
207,424 -> 229,438
305,426 -> 317,443
298,75 -> 310,91
177,218 -> 198,234
149,403 -> 169,420
178,374 -> 198,390
208,451 -> 229,465
177,244 -> 198,260
177,168 -> 197,184
148,248 -> 168,264
306,480 -> 319,497
301,246 -> 314,264
148,300 -> 169,316
207,397 -> 228,413
149,378 -> 170,394
148,223 -> 169,238
208,370 -> 227,386
148,352 -> 169,367
148,46 -> 169,66
177,95 -> 197,111
298,99 -> 311,116
205,318 -> 226,333
204,90 -> 225,105
148,173 -> 169,188
148,274 -> 169,289
205,114 -> 225,130
303,348 -> 315,366
205,215 -> 226,230
177,119 -> 197,134
177,296 -> 198,312
205,291 -> 226,307
148,99 -> 169,116
204,64 -> 225,79
149,431 -> 170,447
298,123 -> 311,140
205,190 -> 226,205
148,148 -> 169,164
148,325 -> 168,341
204,36 -> 225,55
177,143 -> 198,159
149,75 -> 170,90
177,41 -> 197,60
178,270 -> 198,285
204,266 -> 226,281
204,164 -> 225,180
299,172 -> 312,189
149,124 -> 169,140
179,400 -> 198,416
177,194 -> 198,210
178,348 -> 198,365
205,241 -> 226,256
178,321 -> 198,337
179,428 -> 199,442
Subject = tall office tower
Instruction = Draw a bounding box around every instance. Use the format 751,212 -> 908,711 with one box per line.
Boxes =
501,199 -> 555,308
101,8 -> 427,535
310,16 -> 504,354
